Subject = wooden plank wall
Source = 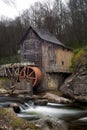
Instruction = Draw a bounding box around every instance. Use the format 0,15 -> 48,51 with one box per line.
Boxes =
20,29 -> 42,68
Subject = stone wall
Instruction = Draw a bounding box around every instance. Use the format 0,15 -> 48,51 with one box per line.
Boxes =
46,73 -> 65,90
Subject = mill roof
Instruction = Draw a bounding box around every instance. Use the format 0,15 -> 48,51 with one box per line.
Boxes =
21,26 -> 64,47
33,27 -> 64,46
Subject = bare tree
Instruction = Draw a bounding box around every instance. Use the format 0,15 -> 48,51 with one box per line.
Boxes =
20,9 -> 31,28
67,0 -> 87,47
1,0 -> 15,7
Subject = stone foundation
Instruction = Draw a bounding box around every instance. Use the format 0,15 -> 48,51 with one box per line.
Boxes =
46,73 -> 65,90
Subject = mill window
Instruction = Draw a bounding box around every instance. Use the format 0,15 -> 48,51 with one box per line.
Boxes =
62,61 -> 64,65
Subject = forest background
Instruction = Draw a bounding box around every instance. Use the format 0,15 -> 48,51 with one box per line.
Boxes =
0,0 -> 87,64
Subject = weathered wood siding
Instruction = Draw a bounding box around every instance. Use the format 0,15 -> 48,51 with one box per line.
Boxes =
56,47 -> 73,72
42,41 -> 56,69
42,42 -> 73,73
20,29 -> 42,68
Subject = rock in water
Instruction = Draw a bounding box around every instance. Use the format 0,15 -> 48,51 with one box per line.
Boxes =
33,117 -> 68,130
10,103 -> 21,113
60,64 -> 87,102
43,93 -> 72,103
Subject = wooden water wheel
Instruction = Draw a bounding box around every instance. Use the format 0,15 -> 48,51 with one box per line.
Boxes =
26,66 -> 42,87
19,66 -> 42,87
19,67 -> 26,79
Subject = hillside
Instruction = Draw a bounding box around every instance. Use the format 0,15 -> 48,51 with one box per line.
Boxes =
70,46 -> 87,71
60,46 -> 87,102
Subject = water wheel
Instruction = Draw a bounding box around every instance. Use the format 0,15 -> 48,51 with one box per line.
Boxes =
19,67 -> 26,79
19,66 -> 42,87
26,66 -> 42,87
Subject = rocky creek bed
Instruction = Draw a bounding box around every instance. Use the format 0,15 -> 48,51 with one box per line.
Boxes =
0,59 -> 87,129
0,87 -> 87,130
0,107 -> 68,130
1,102 -> 87,130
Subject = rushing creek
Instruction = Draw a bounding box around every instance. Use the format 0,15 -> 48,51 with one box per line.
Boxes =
0,96 -> 87,129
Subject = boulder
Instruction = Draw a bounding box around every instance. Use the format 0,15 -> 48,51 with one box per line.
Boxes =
60,64 -> 87,102
34,99 -> 48,106
33,117 -> 68,130
0,88 -> 7,94
0,88 -> 8,96
10,103 -> 21,113
43,93 -> 72,104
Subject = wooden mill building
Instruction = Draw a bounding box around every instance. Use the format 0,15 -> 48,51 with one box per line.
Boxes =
20,26 -> 73,90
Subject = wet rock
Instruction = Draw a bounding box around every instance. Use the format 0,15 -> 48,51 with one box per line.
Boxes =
10,103 -> 21,113
32,95 -> 41,99
60,64 -> 87,102
0,88 -> 8,96
33,117 -> 68,130
0,88 -> 7,94
34,99 -> 48,106
43,93 -> 72,104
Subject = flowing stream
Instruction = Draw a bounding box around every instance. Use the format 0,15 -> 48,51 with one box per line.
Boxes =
18,102 -> 87,123
0,96 -> 87,128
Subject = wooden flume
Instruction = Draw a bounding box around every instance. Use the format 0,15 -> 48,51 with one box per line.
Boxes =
0,62 -> 42,87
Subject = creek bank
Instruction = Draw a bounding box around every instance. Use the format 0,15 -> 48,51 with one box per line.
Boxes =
30,93 -> 72,105
60,63 -> 87,103
0,107 -> 43,130
0,82 -> 72,105
0,107 -> 68,130
0,88 -> 72,105
42,93 -> 72,104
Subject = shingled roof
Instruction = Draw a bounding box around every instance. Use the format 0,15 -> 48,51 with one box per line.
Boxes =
33,27 -> 64,46
21,26 -> 65,47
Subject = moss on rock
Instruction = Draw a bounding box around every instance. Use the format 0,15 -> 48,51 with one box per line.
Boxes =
0,108 -> 41,130
70,46 -> 87,71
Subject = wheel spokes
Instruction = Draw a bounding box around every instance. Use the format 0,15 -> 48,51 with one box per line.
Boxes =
26,67 -> 37,87
19,66 -> 42,87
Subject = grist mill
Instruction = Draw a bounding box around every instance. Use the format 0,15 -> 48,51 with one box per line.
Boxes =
0,26 -> 73,92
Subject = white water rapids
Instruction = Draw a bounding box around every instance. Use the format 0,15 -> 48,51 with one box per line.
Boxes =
0,97 -> 87,124
17,102 -> 87,123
